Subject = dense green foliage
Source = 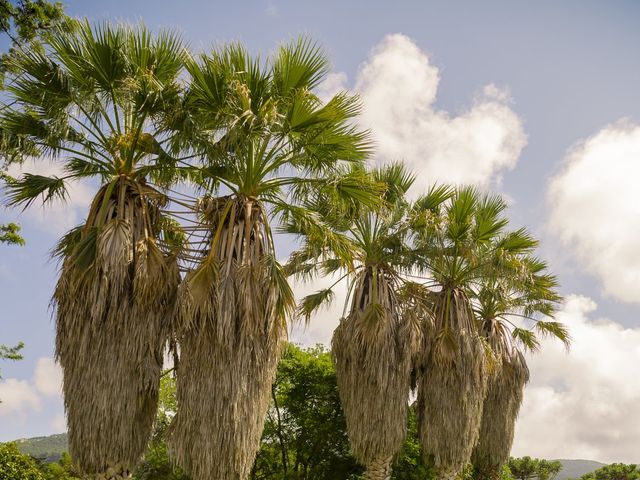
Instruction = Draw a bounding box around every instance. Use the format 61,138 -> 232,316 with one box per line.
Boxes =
0,340 -> 23,382
580,464 -> 640,480
0,221 -> 23,244
0,0 -> 68,245
251,344 -> 362,479
0,0 -> 65,54
508,457 -> 562,480
0,442 -> 45,480
38,453 -> 81,480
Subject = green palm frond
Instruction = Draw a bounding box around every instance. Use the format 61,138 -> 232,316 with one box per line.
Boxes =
534,321 -> 571,349
511,327 -> 541,352
271,36 -> 330,94
298,288 -> 336,324
4,173 -> 67,208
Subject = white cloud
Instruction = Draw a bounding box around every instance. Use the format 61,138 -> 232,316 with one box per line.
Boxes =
513,295 -> 640,463
0,357 -> 62,421
0,379 -> 42,416
548,122 -> 640,303
354,33 -> 527,195
50,413 -> 67,433
34,357 -> 62,397
5,159 -> 93,236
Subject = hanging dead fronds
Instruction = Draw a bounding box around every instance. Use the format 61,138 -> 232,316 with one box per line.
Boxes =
54,176 -> 180,474
417,288 -> 488,480
472,345 -> 529,480
168,196 -> 294,480
332,266 -> 415,478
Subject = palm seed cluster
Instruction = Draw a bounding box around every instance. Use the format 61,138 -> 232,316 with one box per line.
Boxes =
0,20 -> 570,480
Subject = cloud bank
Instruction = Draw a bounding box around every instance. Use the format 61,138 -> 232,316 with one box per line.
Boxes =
0,357 -> 65,434
513,295 -> 640,463
548,122 -> 640,303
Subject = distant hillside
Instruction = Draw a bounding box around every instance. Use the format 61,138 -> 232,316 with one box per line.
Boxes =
556,459 -> 606,480
14,433 -> 68,460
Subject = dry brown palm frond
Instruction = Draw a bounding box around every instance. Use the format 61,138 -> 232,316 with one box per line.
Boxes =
472,348 -> 529,480
54,177 -> 180,474
417,288 -> 488,480
332,266 -> 415,477
168,196 -> 294,480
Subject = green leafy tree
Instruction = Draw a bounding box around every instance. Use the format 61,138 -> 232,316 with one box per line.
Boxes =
581,464 -> 640,480
507,457 -> 562,480
0,442 -> 45,480
131,344 -> 431,480
0,340 -> 23,382
0,0 -> 66,63
251,344 -> 362,479
0,221 -> 23,244
0,0 -> 68,244
39,453 -> 82,480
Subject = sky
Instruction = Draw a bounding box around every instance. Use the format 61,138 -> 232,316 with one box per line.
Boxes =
1,0 -> 640,465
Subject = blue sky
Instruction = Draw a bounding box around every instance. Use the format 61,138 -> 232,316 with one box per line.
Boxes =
1,0 -> 639,463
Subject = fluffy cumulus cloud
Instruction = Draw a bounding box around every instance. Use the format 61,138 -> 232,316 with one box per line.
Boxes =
33,357 -> 63,397
513,295 -> 640,463
351,34 -> 527,194
0,357 -> 62,418
548,122 -> 640,303
0,379 -> 42,416
4,159 -> 93,236
50,413 -> 67,433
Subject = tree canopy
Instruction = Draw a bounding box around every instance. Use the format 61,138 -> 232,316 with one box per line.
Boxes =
507,457 -> 562,480
581,464 -> 640,480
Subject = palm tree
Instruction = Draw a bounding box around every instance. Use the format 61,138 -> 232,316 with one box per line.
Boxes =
471,256 -> 569,480
330,181 -> 413,480
166,39 -> 380,480
290,165 -> 449,480
410,188 -> 541,480
0,21 -> 187,475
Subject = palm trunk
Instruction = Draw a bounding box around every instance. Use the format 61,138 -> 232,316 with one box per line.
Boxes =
417,288 -> 487,477
436,468 -> 460,480
55,179 -> 177,474
169,197 -> 293,480
364,456 -> 393,480
332,267 -> 413,476
472,349 -> 529,479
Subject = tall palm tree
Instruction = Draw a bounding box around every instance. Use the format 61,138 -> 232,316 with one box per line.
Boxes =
410,188 -> 540,480
0,21 -> 187,475
291,165 -> 449,480
167,39 -> 380,480
471,256 -> 569,480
